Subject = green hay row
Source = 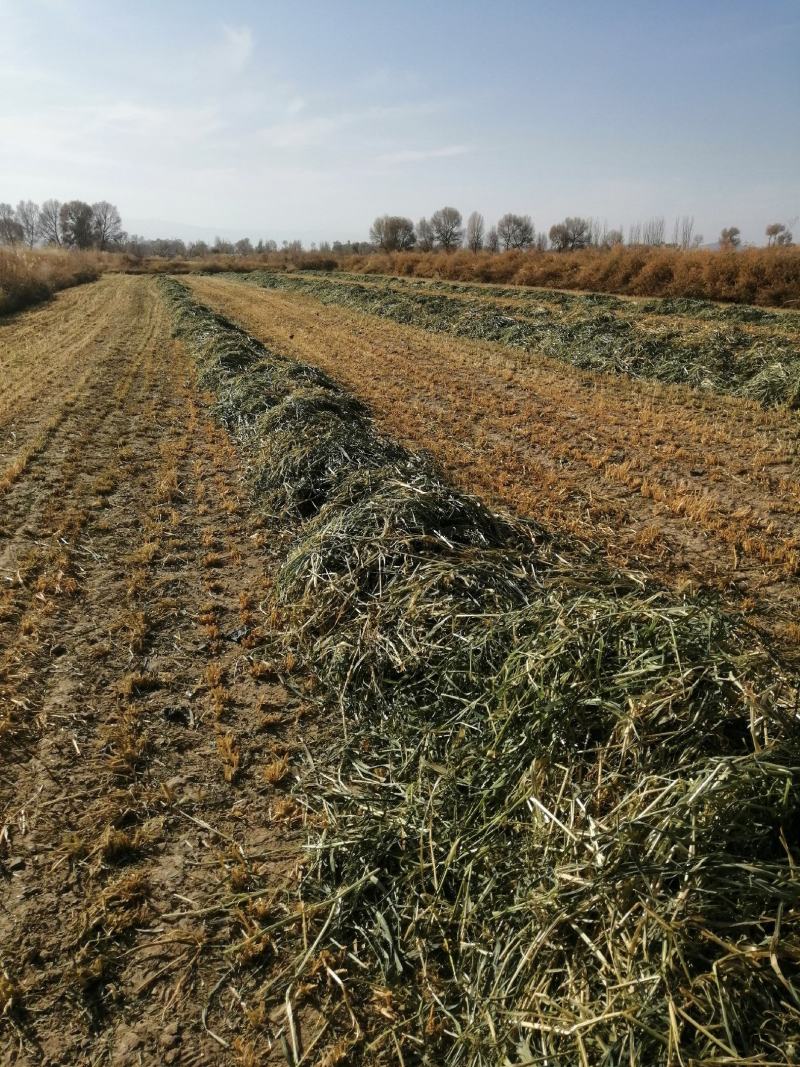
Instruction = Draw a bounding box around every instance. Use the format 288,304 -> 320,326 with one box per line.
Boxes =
238,269 -> 800,407
330,269 -> 800,325
159,275 -> 800,1066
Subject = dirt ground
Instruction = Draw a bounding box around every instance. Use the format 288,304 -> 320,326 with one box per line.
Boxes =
0,276 -> 317,1065
183,274 -> 800,664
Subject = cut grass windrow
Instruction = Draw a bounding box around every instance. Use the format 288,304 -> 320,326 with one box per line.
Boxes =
237,269 -> 800,407
159,275 -> 800,1066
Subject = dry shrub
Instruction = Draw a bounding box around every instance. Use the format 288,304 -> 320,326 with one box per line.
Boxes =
122,250 -> 338,277
0,246 -> 108,315
341,246 -> 800,307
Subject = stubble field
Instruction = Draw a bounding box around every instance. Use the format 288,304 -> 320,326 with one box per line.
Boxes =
2,270 -> 798,1066
184,270 -> 800,664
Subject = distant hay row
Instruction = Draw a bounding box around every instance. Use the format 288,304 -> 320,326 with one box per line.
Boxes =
239,269 -> 800,408
159,275 -> 800,1066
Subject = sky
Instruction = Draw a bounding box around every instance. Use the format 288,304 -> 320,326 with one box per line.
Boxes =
1,0 -> 798,245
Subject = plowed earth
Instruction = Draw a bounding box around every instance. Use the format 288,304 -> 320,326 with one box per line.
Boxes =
0,276 -> 317,1065
183,273 -> 800,663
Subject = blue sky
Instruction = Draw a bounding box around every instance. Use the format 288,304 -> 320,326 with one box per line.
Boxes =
1,0 -> 798,244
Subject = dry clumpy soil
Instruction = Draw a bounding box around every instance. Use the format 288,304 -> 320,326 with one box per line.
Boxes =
0,276 -> 317,1065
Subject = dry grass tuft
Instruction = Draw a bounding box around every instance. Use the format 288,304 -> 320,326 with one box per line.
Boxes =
216,730 -> 241,782
261,753 -> 289,785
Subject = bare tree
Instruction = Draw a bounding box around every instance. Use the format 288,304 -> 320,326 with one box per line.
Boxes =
152,237 -> 187,257
370,215 -> 416,251
60,200 -> 95,248
124,234 -> 149,258
497,213 -> 534,250
603,229 -> 624,248
549,217 -> 590,251
766,223 -> 786,247
15,200 -> 39,247
416,217 -> 435,251
587,217 -> 605,247
774,222 -> 794,247
628,221 -> 642,245
430,206 -> 463,251
91,201 -> 125,249
535,231 -> 548,251
466,211 -> 484,253
642,216 -> 665,246
0,202 -> 24,245
38,199 -> 63,245
719,226 -> 741,249
671,216 -> 695,248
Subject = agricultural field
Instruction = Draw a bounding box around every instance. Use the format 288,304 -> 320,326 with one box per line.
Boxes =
2,270 -> 799,1066
185,270 -> 800,662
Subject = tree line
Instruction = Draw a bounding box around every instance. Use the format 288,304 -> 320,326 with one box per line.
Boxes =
369,209 -> 796,252
2,194 -> 794,257
120,235 -> 371,259
0,199 -> 126,250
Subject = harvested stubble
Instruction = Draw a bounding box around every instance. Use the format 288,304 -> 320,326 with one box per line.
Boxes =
159,276 -> 800,1066
239,269 -> 800,407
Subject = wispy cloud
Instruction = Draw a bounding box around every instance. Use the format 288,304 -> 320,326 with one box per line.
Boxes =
221,24 -> 253,73
378,144 -> 471,165
258,103 -> 441,151
259,112 -> 355,149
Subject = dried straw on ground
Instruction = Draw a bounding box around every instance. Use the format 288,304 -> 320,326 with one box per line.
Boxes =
161,276 -> 800,1066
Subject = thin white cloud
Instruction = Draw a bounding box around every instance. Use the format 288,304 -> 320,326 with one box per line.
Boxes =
378,144 -> 471,165
259,113 -> 354,149
221,24 -> 253,73
258,102 -> 451,152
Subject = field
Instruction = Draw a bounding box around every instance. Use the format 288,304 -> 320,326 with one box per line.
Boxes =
185,270 -> 800,661
2,271 -> 798,1065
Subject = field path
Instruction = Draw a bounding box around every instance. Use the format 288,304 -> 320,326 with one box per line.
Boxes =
0,276 -> 308,1065
183,274 -> 800,661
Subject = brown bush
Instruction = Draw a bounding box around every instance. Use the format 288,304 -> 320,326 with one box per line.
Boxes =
341,246 -> 800,307
119,245 -> 800,308
122,249 -> 339,277
0,247 -> 109,315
